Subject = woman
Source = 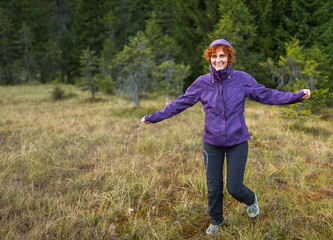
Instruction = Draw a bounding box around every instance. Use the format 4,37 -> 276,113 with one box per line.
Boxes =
141,39 -> 310,235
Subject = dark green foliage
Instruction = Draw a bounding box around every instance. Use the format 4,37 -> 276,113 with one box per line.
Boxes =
51,86 -> 65,101
264,38 -> 333,123
144,12 -> 179,64
0,7 -> 19,84
154,60 -> 191,105
170,0 -> 220,87
0,0 -> 331,109
208,0 -> 257,72
110,31 -> 154,107
78,47 -> 100,100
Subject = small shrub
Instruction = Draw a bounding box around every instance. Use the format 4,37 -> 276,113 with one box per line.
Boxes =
51,86 -> 65,101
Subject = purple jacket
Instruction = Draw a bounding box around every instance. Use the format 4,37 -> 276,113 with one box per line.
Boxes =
145,66 -> 305,147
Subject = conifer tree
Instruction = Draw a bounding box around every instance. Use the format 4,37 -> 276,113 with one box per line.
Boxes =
261,38 -> 332,115
144,12 -> 178,64
51,0 -> 76,83
79,47 -> 100,100
171,0 -> 220,85
24,0 -> 53,83
71,0 -> 110,81
18,23 -> 37,83
208,0 -> 257,72
0,7 -> 16,84
99,39 -> 116,94
154,61 -> 191,105
111,31 -> 154,107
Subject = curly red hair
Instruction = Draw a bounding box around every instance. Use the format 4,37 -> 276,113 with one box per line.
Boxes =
204,45 -> 236,66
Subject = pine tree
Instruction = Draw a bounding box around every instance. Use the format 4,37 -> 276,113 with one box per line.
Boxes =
208,0 -> 257,72
99,39 -> 116,94
261,38 -> 332,116
144,12 -> 178,64
170,0 -> 220,86
18,23 -> 37,83
0,7 -> 17,84
71,0 -> 110,81
111,31 -> 154,107
24,0 -> 54,83
50,0 -> 76,83
44,40 -> 62,82
101,0 -> 152,53
154,61 -> 190,105
79,47 -> 100,100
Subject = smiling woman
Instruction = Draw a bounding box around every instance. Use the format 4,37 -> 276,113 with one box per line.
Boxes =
141,39 -> 311,236
204,40 -> 236,70
210,47 -> 228,71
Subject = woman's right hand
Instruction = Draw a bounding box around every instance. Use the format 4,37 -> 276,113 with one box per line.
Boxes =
141,116 -> 151,124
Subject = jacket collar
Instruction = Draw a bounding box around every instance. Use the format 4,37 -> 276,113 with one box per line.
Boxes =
210,65 -> 233,83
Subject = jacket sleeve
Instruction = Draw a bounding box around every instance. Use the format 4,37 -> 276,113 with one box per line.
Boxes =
244,74 -> 305,105
145,78 -> 202,123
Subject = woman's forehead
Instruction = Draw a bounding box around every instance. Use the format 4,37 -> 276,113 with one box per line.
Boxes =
214,46 -> 225,54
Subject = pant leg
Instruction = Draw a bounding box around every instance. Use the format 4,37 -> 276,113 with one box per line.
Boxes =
203,142 -> 225,225
226,141 -> 255,206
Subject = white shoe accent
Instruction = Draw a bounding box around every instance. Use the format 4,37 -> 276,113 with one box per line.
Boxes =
247,194 -> 260,220
206,223 -> 220,235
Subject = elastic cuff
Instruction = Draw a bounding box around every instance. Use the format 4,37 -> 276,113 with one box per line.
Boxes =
145,114 -> 151,122
296,90 -> 305,102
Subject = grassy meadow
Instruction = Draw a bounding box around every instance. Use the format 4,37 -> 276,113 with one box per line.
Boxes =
0,84 -> 332,239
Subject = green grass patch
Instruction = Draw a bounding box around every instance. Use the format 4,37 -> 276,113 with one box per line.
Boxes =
0,84 -> 332,239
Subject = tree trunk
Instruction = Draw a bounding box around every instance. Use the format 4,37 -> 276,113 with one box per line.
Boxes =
134,82 -> 140,107
165,74 -> 170,105
92,85 -> 95,100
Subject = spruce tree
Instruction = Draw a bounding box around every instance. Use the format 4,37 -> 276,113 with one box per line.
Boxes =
50,0 -> 76,83
144,12 -> 178,64
79,47 -> 100,100
0,7 -> 17,84
208,0 -> 257,72
18,23 -> 37,83
111,31 -> 154,107
71,0 -> 110,81
154,60 -> 190,105
170,0 -> 220,86
261,38 -> 332,115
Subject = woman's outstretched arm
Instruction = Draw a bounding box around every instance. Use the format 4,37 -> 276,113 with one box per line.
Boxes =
141,78 -> 202,124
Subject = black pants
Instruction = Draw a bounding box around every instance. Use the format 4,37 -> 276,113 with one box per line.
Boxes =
203,141 -> 255,225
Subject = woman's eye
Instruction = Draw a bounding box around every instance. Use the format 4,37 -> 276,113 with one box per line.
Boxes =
212,55 -> 217,58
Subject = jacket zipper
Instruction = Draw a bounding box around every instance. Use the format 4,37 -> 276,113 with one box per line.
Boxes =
222,83 -> 227,146
219,82 -> 224,146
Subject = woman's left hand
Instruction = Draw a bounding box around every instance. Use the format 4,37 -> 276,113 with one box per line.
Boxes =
141,116 -> 151,124
302,89 -> 311,100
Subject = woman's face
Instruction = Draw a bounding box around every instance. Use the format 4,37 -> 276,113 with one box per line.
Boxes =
211,46 -> 228,71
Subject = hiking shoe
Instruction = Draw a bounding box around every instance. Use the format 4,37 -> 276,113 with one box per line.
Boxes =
247,194 -> 260,220
205,223 -> 221,236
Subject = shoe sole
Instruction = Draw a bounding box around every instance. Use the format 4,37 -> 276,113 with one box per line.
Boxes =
251,212 -> 259,221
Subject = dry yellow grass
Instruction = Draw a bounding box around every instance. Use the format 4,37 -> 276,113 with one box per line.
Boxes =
0,84 -> 332,239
